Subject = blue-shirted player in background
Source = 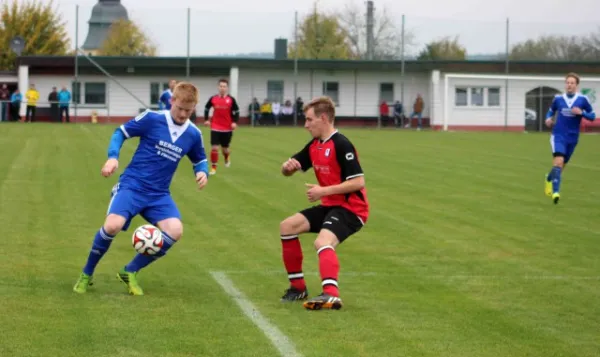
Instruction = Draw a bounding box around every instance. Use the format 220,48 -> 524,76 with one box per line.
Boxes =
158,79 -> 177,110
544,72 -> 595,204
73,82 -> 209,295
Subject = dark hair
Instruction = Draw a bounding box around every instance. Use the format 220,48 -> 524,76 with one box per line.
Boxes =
218,79 -> 229,85
566,72 -> 580,85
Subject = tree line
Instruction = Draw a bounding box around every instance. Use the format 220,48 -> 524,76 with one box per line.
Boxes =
1,0 -> 599,71
289,2 -> 600,61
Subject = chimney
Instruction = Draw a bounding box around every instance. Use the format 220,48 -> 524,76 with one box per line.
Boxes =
274,38 -> 288,60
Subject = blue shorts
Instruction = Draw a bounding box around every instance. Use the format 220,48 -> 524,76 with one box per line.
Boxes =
106,184 -> 181,231
550,135 -> 577,164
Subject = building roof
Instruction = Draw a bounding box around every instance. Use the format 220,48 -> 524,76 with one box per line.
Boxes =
16,56 -> 600,76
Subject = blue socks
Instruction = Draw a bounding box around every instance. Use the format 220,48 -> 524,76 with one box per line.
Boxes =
550,166 -> 562,193
124,231 -> 177,273
83,227 -> 116,276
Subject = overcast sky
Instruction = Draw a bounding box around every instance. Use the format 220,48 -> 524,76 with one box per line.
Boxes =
27,0 -> 600,56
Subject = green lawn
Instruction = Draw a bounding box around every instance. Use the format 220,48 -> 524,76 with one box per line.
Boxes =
1,123 -> 599,357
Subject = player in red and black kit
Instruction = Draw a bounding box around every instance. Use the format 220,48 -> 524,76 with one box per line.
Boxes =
279,96 -> 369,310
204,79 -> 240,175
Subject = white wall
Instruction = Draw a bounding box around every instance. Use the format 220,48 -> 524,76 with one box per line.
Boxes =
437,74 -> 600,128
238,68 -> 429,117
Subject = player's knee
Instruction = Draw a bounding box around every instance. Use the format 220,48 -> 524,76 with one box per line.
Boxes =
553,156 -> 565,167
158,219 -> 183,240
279,219 -> 294,235
103,214 -> 126,235
313,230 -> 339,251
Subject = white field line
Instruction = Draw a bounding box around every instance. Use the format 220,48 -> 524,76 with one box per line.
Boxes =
218,270 -> 600,280
209,271 -> 303,357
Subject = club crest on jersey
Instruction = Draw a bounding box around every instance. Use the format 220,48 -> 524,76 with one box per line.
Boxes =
325,148 -> 331,157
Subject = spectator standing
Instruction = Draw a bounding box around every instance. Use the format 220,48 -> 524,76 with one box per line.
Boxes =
10,89 -> 22,122
0,84 -> 9,122
58,85 -> 71,123
48,87 -> 59,122
25,84 -> 39,122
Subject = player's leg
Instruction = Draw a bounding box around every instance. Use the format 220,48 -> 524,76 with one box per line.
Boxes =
303,207 -> 363,311
546,135 -> 566,200
209,131 -> 220,175
117,195 -> 182,295
221,132 -> 233,167
550,142 -> 576,204
73,187 -> 138,293
279,206 -> 325,302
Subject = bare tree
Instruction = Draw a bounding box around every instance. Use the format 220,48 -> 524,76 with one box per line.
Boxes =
335,1 -> 414,60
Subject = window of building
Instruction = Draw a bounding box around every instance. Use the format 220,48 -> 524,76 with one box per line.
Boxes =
454,86 -> 501,107
455,87 -> 468,106
71,81 -> 81,104
84,82 -> 106,105
267,80 -> 284,103
487,87 -> 501,106
471,87 -> 484,106
323,81 -> 339,105
379,83 -> 394,103
150,82 -> 170,105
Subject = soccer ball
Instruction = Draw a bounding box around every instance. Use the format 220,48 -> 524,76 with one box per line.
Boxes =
132,225 -> 163,255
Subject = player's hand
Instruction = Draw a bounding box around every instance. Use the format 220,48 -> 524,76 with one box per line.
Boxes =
101,158 -> 119,177
282,158 -> 302,175
571,107 -> 583,115
305,183 -> 326,202
231,123 -> 237,130
545,118 -> 554,128
195,172 -> 208,190
204,120 -> 210,126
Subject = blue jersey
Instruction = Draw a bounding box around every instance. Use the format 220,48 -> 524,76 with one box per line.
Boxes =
159,89 -> 173,110
547,93 -> 595,142
113,110 -> 207,194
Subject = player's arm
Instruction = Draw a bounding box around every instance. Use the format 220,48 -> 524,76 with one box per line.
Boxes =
230,96 -> 240,123
546,97 -> 558,119
102,128 -> 128,177
324,140 -> 365,196
581,98 -> 596,121
545,97 -> 559,127
282,141 -> 312,176
107,128 -> 127,160
187,131 -> 209,189
203,96 -> 213,121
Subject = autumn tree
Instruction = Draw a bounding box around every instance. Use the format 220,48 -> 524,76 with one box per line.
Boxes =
97,19 -> 157,56
510,31 -> 600,61
417,36 -> 467,60
288,3 -> 354,60
335,1 -> 413,60
0,0 -> 70,70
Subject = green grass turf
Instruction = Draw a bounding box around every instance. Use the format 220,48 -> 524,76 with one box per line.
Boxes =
1,123 -> 599,357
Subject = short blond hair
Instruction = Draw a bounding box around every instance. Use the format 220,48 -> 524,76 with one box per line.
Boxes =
303,96 -> 336,122
566,72 -> 580,85
172,82 -> 199,103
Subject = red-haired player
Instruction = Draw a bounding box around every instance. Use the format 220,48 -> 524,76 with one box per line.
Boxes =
204,79 -> 240,175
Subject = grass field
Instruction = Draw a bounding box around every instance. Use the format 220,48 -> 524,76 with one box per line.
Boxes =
1,123 -> 600,357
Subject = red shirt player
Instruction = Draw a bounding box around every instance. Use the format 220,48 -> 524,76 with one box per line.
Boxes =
204,79 -> 239,175
279,96 -> 369,311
